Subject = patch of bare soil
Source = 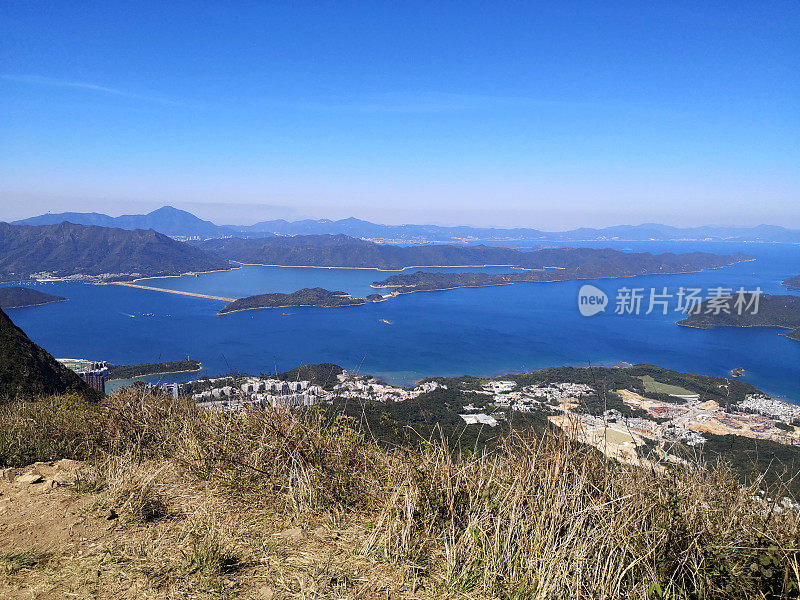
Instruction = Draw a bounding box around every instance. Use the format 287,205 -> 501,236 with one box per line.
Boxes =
0,460 -> 115,598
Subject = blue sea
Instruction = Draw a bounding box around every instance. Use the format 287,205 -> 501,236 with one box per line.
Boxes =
4,241 -> 799,402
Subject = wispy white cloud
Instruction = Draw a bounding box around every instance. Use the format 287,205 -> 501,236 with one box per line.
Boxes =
1,74 -> 181,106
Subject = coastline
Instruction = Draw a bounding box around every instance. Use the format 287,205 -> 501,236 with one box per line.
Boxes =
677,321 -> 799,340
26,253 -> 751,292
44,255 -> 752,312
229,260 -> 523,272
30,264 -> 238,284
3,298 -> 68,310
371,258 -> 752,295
109,365 -> 203,381
22,256 -> 756,285
782,276 -> 800,292
131,265 -> 241,284
222,257 -> 748,308
107,256 -> 752,311
378,282 -> 515,294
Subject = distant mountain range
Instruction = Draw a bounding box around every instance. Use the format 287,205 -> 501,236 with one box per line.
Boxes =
0,222 -> 229,281
239,219 -> 800,244
13,206 -> 236,239
13,206 -> 800,243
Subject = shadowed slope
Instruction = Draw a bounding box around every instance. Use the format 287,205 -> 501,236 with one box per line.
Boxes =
0,287 -> 66,309
0,307 -> 93,400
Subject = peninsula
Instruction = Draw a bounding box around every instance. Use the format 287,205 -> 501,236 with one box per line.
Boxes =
0,286 -> 66,309
218,287 -> 385,314
199,233 -> 751,272
783,275 -> 800,291
107,359 -> 203,380
677,293 -> 800,341
371,251 -> 751,294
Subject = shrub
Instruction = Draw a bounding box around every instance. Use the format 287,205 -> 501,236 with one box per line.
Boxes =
365,433 -> 800,599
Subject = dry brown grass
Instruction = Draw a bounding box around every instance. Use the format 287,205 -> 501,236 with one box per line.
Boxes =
366,434 -> 800,598
1,386 -> 799,599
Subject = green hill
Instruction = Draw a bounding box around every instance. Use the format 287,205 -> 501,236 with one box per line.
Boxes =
0,307 -> 94,400
678,294 -> 800,341
0,221 -> 229,281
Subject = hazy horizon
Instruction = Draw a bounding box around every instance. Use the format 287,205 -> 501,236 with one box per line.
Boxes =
5,200 -> 800,232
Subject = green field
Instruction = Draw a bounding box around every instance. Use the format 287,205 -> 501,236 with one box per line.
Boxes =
639,375 -> 696,396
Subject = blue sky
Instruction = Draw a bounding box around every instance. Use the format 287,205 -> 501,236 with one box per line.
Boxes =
1,1 -> 798,228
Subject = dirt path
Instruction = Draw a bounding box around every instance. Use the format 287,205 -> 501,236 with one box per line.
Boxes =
0,461 -> 413,599
0,461 -> 118,598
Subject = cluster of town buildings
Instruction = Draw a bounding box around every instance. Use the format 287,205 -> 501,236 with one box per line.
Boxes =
56,359 -> 109,393
186,371 -> 448,412
32,271 -> 140,282
332,373 -> 446,402
739,394 -> 800,424
192,377 -> 325,411
475,380 -> 595,413
64,354 -> 796,455
461,377 -> 796,455
604,410 -> 707,447
521,382 -> 595,401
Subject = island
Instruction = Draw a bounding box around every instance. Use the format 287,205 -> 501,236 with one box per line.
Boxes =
106,359 -> 203,380
677,293 -> 800,341
218,287 -> 385,314
371,251 -> 751,294
783,275 -> 800,291
0,286 -> 66,309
